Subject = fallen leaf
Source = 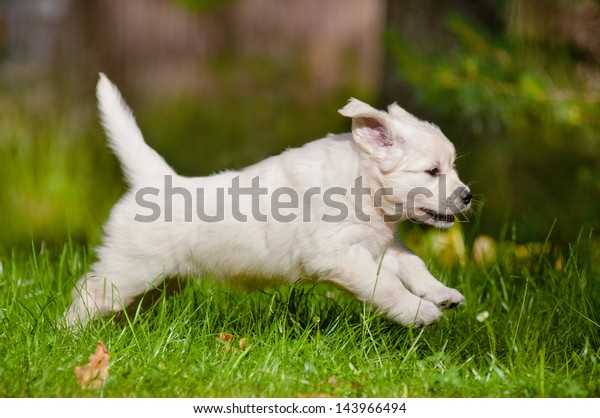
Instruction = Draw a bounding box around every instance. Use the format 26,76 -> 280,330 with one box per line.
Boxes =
219,333 -> 251,353
296,393 -> 330,398
74,340 -> 110,390
219,333 -> 235,344
238,338 -> 249,351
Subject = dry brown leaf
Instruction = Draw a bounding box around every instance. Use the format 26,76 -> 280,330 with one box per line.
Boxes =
219,333 -> 251,353
238,338 -> 249,351
219,332 -> 235,343
219,332 -> 235,353
74,340 -> 110,390
296,393 -> 330,398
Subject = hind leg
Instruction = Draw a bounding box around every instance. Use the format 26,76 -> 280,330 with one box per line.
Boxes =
64,262 -> 167,328
64,273 -> 121,327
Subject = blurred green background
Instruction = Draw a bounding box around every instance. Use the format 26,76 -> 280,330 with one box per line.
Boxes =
1,0 -> 599,252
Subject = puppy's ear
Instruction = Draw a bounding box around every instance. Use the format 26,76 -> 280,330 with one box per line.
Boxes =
387,102 -> 413,119
339,98 -> 396,154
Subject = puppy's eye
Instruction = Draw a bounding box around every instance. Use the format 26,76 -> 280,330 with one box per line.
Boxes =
426,167 -> 440,177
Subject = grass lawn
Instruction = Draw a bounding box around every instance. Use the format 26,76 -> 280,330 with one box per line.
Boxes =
0,229 -> 598,398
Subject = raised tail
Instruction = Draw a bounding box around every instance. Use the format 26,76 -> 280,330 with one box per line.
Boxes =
96,73 -> 175,187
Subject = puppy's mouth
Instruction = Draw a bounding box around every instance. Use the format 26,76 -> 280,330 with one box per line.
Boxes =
420,208 -> 455,226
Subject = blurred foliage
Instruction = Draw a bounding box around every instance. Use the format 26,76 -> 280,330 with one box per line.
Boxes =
139,55 -> 357,177
175,0 -> 236,12
0,89 -> 122,250
387,14 -> 600,243
0,55 -> 361,250
2,1 -> 599,250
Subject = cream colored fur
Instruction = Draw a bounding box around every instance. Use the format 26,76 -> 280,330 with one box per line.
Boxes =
65,74 -> 471,328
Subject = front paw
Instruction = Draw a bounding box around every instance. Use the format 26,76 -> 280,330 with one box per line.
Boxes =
422,286 -> 465,309
392,298 -> 443,328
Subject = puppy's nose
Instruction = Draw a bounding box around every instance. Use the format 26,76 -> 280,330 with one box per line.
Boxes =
461,189 -> 472,205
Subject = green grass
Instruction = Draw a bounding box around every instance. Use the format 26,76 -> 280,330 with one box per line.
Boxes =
0,229 -> 598,397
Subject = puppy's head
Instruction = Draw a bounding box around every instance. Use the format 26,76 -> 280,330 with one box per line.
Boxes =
339,98 -> 471,228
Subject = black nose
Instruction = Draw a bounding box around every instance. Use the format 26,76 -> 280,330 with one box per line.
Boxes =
461,190 -> 472,205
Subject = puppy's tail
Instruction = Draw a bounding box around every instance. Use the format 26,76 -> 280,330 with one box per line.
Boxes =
96,73 -> 175,187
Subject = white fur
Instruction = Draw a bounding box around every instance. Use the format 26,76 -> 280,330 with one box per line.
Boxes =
64,74 -> 471,328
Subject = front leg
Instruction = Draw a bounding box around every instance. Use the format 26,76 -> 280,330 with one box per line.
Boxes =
387,239 -> 465,309
320,245 -> 442,327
